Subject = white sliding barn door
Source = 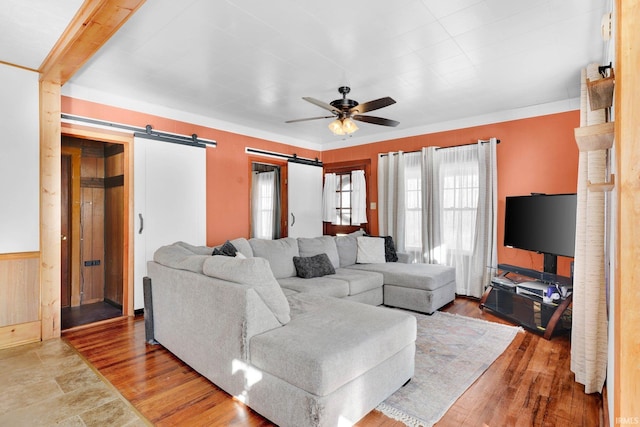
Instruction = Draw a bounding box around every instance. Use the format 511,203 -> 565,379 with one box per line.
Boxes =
287,161 -> 323,238
134,137 -> 206,309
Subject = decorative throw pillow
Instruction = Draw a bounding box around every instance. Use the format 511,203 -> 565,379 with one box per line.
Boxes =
293,253 -> 336,279
379,235 -> 398,262
212,240 -> 237,257
356,236 -> 386,264
297,236 -> 340,269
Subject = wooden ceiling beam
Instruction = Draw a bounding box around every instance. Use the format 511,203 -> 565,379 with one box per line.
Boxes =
39,0 -> 146,84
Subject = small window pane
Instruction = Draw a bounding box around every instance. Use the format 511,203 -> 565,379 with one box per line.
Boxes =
341,174 -> 351,191
342,191 -> 350,208
341,210 -> 351,225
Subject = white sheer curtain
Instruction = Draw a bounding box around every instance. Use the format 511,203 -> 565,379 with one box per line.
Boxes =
378,141 -> 497,297
351,170 -> 367,225
437,140 -> 497,297
322,173 -> 338,224
421,147 -> 444,263
438,144 -> 480,296
571,63 -> 608,394
403,152 -> 422,262
251,171 -> 277,239
474,139 -> 498,295
378,151 -> 406,252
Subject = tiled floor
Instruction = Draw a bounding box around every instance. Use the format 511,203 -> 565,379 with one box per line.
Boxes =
0,338 -> 149,426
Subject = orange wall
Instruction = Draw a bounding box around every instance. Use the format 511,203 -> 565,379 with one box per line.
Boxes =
62,96 -> 579,276
323,111 -> 580,277
61,96 -> 320,245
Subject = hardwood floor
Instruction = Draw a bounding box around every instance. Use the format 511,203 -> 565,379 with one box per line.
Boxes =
63,298 -> 603,426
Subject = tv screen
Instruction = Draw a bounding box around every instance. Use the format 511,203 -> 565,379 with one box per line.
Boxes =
504,194 -> 577,258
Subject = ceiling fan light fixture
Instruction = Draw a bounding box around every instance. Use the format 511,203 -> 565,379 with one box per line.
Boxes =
342,117 -> 358,134
289,86 -> 397,134
328,119 -> 345,135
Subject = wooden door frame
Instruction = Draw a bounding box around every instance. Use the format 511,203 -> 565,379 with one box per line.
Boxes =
323,159 -> 372,236
61,124 -> 134,317
61,146 -> 81,307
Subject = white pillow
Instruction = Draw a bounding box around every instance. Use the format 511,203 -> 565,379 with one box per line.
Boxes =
356,236 -> 386,264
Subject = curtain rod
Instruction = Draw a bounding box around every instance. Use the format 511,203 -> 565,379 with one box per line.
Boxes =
61,114 -> 217,148
245,147 -> 322,166
379,139 -> 500,157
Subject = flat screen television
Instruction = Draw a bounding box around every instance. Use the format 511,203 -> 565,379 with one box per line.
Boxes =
504,193 -> 577,273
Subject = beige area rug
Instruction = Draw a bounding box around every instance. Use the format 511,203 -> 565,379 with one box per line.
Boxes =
0,338 -> 150,426
377,311 -> 522,427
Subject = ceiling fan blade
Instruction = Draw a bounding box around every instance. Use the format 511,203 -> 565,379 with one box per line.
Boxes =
285,115 -> 335,123
352,115 -> 400,127
350,97 -> 396,114
303,97 -> 341,114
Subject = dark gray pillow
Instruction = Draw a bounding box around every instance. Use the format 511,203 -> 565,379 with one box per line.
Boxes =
212,240 -> 237,257
380,236 -> 398,262
293,253 -> 336,279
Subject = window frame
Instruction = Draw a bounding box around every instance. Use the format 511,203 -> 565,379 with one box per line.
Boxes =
322,159 -> 371,236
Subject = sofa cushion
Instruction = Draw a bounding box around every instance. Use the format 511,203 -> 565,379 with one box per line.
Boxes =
249,238 -> 299,279
229,238 -> 253,258
297,236 -> 340,269
356,236 -> 386,264
154,243 -> 211,273
335,235 -> 358,267
293,253 -> 336,278
250,293 -> 416,396
203,256 -> 291,325
333,268 -> 383,295
212,240 -> 237,257
277,276 -> 350,298
347,262 -> 456,291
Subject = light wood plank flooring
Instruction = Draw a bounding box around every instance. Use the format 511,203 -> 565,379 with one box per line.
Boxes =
63,298 -> 603,426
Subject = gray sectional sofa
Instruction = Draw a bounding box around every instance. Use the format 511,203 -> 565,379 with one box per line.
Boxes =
146,234 -> 456,426
244,233 -> 457,314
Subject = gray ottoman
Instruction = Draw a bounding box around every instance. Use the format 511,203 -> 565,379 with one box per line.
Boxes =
347,262 -> 456,314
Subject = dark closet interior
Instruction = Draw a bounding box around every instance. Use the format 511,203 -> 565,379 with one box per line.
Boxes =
61,136 -> 124,329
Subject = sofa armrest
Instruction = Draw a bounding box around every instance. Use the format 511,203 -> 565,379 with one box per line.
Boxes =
147,261 -> 281,360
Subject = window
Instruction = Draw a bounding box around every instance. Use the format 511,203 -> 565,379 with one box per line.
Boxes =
322,160 -> 371,235
404,158 -> 422,252
440,161 -> 479,254
334,172 -> 352,225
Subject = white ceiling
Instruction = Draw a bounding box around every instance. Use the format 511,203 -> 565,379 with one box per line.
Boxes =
2,0 -> 610,150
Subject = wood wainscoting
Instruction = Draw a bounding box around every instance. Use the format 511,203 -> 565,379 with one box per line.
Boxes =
0,252 -> 41,348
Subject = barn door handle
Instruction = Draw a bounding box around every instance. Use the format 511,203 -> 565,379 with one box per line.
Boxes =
139,213 -> 144,234
291,213 -> 296,227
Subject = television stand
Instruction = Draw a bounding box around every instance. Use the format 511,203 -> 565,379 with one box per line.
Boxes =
479,264 -> 573,340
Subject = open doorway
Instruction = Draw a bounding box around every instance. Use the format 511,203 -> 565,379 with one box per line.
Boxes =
61,136 -> 125,329
250,161 -> 287,239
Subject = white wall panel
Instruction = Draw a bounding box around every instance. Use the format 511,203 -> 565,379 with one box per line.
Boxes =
0,65 -> 39,253
288,161 -> 322,238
